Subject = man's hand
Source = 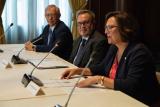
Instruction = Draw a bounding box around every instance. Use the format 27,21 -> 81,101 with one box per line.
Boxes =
76,76 -> 100,88
25,41 -> 34,51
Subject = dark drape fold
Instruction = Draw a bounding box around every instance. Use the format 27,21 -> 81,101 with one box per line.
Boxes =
0,0 -> 6,43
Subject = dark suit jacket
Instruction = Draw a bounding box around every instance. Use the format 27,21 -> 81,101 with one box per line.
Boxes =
90,43 -> 160,105
69,30 -> 109,67
32,21 -> 73,60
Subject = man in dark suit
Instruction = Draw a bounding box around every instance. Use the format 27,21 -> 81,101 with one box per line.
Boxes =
25,4 -> 73,60
69,10 -> 109,67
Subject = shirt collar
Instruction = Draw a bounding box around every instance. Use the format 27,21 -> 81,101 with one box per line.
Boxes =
50,26 -> 55,32
82,36 -> 89,41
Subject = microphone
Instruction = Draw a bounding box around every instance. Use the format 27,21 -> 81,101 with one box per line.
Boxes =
21,41 -> 60,87
11,37 -> 42,64
0,23 -> 14,53
54,51 -> 95,107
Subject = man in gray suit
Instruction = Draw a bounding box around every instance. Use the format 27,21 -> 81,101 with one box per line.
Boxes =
69,10 -> 109,67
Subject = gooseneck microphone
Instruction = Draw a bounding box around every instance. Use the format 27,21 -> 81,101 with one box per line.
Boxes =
11,37 -> 42,64
54,52 -> 95,107
21,41 -> 60,87
0,23 -> 14,53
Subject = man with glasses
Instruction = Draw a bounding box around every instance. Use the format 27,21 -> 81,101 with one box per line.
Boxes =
69,10 -> 109,67
25,4 -> 73,60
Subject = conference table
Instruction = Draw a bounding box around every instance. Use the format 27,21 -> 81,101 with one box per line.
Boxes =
0,44 -> 148,107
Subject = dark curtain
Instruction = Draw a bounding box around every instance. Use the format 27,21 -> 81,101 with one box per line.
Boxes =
0,0 -> 6,43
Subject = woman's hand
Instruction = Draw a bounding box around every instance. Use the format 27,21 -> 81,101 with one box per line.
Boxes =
60,68 -> 81,79
76,76 -> 100,88
61,68 -> 92,79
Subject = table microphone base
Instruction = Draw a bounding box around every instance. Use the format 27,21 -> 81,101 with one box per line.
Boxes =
11,55 -> 28,64
54,104 -> 63,107
0,49 -> 3,53
21,74 -> 43,87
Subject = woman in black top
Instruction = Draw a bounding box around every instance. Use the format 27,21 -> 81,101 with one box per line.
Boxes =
61,11 -> 160,106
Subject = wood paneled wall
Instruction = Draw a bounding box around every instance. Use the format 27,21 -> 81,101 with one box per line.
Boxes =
87,0 -> 160,68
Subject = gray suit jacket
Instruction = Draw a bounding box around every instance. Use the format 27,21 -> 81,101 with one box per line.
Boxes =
69,30 -> 109,67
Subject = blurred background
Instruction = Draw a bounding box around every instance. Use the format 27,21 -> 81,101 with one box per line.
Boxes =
0,0 -> 160,70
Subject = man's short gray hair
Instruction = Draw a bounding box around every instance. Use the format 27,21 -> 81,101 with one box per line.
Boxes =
45,4 -> 61,18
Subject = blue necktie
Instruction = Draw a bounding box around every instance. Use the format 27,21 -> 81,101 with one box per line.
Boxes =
48,28 -> 53,45
73,39 -> 86,66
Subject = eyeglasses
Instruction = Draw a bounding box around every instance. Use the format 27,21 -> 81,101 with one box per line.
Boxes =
77,20 -> 91,26
105,25 -> 119,31
45,13 -> 57,18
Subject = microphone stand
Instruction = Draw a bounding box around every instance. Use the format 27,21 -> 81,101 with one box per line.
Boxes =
55,56 -> 94,107
11,51 -> 28,64
0,49 -> 4,53
0,23 -> 14,53
21,43 -> 59,87
11,37 -> 42,64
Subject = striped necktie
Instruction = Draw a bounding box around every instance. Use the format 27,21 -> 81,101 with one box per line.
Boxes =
73,39 -> 86,66
47,28 -> 53,45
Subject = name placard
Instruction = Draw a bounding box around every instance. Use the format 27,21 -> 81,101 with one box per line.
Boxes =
26,81 -> 45,96
1,60 -> 12,69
